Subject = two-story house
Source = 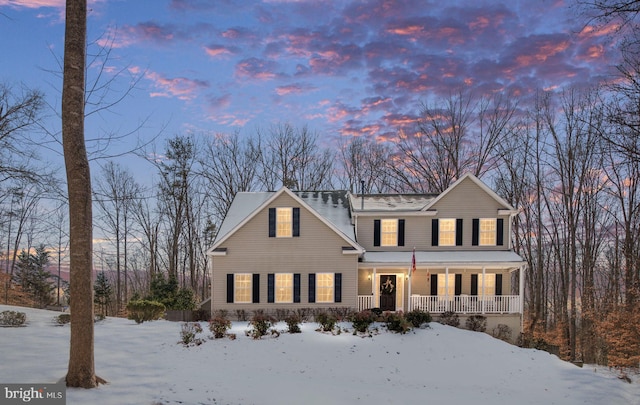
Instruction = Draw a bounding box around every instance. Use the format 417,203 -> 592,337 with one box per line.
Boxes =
207,173 -> 526,336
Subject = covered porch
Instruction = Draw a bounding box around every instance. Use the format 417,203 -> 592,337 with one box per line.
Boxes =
357,250 -> 526,316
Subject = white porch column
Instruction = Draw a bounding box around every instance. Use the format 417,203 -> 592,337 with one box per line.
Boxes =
445,267 -> 449,312
373,267 -> 377,307
519,264 -> 525,331
481,266 -> 486,314
407,266 -> 412,311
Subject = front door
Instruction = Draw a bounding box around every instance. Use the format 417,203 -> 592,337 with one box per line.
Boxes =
379,275 -> 396,311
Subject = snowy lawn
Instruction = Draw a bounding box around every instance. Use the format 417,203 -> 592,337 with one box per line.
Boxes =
0,305 -> 637,405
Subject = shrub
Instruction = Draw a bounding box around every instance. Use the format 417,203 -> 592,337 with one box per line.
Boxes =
328,307 -> 352,321
465,315 -> 487,332
350,310 -> 376,333
439,311 -> 460,327
180,322 -> 204,346
492,324 -> 512,342
209,316 -> 232,339
285,314 -> 302,333
192,309 -> 210,322
248,312 -> 276,339
235,309 -> 248,321
126,300 -> 165,324
315,311 -> 337,332
384,312 -> 412,334
370,307 -> 383,317
295,308 -> 312,322
0,310 -> 26,327
275,308 -> 290,321
405,309 -> 432,327
53,313 -> 71,325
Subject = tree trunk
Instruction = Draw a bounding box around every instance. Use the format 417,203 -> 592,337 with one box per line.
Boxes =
62,0 -> 104,388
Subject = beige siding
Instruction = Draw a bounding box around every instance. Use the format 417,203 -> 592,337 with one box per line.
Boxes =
355,177 -> 511,252
211,192 -> 359,314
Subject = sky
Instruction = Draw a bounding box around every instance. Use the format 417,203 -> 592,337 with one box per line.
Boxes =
1,304 -> 638,404
0,0 -> 621,162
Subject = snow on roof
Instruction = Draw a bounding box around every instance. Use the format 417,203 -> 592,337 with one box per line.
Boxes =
294,190 -> 355,241
363,250 -> 526,268
214,192 -> 274,243
214,190 -> 356,245
349,193 -> 437,212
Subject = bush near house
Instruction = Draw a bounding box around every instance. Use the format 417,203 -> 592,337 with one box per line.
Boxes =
383,311 -> 412,334
209,316 -> 232,339
315,311 -> 337,332
350,310 -> 376,333
439,311 -> 460,327
405,309 -> 432,327
0,310 -> 26,326
126,300 -> 166,324
466,315 -> 487,332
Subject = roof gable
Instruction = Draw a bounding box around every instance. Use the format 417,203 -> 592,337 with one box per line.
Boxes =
423,173 -> 516,212
207,187 -> 362,255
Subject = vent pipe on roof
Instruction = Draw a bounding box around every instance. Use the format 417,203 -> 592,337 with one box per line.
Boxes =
360,180 -> 365,210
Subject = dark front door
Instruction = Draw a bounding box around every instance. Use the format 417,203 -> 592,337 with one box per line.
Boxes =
379,275 -> 396,311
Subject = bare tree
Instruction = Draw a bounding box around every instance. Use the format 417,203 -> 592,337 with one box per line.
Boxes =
62,0 -> 104,388
198,132 -> 261,223
0,84 -> 45,185
392,91 -> 516,193
94,161 -> 140,313
257,123 -> 334,190
338,135 -> 393,193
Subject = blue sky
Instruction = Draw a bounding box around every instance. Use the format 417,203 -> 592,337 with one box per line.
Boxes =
0,0 -> 620,162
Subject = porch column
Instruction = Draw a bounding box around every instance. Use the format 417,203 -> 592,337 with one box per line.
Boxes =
372,267 -> 377,307
481,266 -> 486,314
445,267 -> 449,312
519,264 -> 525,331
407,266 -> 412,311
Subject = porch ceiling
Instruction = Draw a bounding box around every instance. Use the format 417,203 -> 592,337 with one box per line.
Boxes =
361,250 -> 526,271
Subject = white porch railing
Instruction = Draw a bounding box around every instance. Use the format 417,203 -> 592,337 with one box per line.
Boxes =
358,295 -> 374,311
357,295 -> 521,314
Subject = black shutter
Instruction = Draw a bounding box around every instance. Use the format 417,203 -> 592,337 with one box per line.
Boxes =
293,207 -> 300,237
334,273 -> 342,303
226,274 -> 234,303
268,208 -> 276,237
430,274 -> 438,295
497,218 -> 504,246
456,219 -> 463,246
472,219 -> 479,246
455,274 -> 462,296
308,273 -> 316,303
496,274 -> 503,296
398,219 -> 405,246
267,273 -> 275,303
431,219 -> 439,246
471,274 -> 478,295
374,220 -> 381,247
294,273 -> 301,303
252,274 -> 260,303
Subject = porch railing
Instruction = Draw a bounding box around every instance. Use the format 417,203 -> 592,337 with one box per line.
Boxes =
357,294 -> 521,314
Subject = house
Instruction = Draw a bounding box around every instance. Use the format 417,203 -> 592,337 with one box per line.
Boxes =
207,173 -> 527,337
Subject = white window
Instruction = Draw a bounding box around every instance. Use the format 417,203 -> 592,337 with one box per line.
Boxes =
316,273 -> 334,303
275,273 -> 293,303
234,273 -> 252,303
276,207 -> 292,237
437,273 -> 456,297
439,219 -> 456,246
381,219 -> 398,247
479,218 -> 496,246
478,273 -> 496,296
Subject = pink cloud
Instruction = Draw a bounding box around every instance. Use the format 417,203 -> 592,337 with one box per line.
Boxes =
145,71 -> 209,101
204,44 -> 237,58
275,82 -> 316,96
235,58 -> 280,80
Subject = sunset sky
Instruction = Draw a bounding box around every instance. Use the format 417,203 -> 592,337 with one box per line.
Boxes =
0,0 -> 620,157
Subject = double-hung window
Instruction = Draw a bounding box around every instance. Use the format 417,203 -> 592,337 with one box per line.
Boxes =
275,273 -> 293,303
234,273 -> 252,303
437,273 -> 456,296
381,219 -> 398,247
439,219 -> 456,246
276,207 -> 293,237
316,273 -> 334,303
478,273 -> 496,295
479,218 -> 497,246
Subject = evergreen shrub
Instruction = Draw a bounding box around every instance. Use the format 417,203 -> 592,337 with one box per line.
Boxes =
126,300 -> 165,324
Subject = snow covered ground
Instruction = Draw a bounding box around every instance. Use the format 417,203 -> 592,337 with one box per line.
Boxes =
0,305 -> 637,405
